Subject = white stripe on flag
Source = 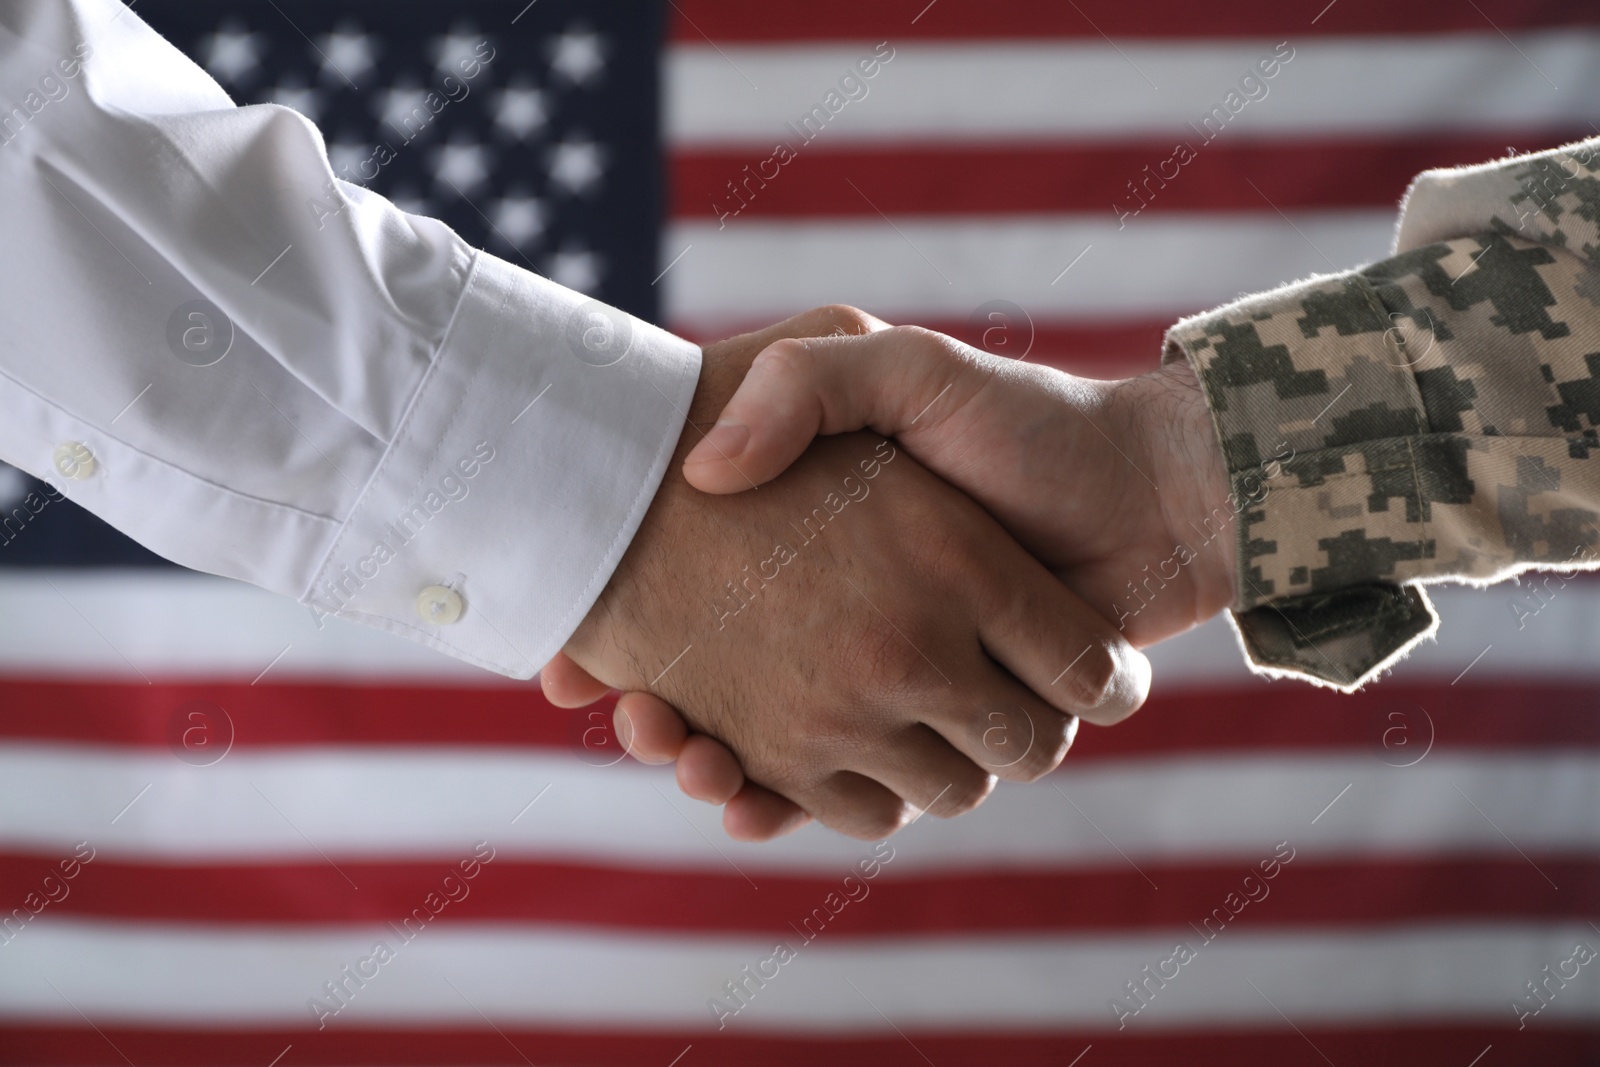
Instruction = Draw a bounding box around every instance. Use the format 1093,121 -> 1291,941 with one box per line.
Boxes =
663,212 -> 1397,325
667,33 -> 1600,146
5,918 -> 1595,1028
0,571 -> 494,683
4,746 -> 1595,868
0,572 -> 1593,687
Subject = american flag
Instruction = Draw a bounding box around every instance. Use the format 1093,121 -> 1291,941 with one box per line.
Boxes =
2,1 -> 1599,1064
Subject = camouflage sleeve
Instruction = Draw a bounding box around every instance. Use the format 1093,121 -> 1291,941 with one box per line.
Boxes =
1163,137 -> 1600,689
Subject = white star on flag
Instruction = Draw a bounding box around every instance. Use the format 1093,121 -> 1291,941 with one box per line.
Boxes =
548,246 -> 602,293
430,25 -> 487,77
549,30 -> 605,86
548,138 -> 605,196
200,21 -> 262,85
0,464 -> 26,510
316,23 -> 378,85
269,80 -> 323,124
433,139 -> 492,195
490,192 -> 546,248
376,81 -> 431,141
492,83 -> 548,142
326,140 -> 369,183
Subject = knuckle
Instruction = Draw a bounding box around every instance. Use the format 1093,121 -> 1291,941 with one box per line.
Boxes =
888,324 -> 976,362
884,324 -> 960,368
1062,641 -> 1120,712
835,616 -> 933,701
748,337 -> 817,389
933,769 -> 996,818
886,323 -> 937,343
995,710 -> 1072,783
815,303 -> 876,335
974,706 -> 1030,772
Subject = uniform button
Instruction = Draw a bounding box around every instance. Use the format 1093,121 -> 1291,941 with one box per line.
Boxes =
53,441 -> 97,480
416,585 -> 464,625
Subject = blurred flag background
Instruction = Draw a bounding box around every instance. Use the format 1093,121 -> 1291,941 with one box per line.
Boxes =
1,1 -> 1598,1064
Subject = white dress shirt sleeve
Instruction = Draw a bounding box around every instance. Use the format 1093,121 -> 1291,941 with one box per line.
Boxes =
0,0 -> 701,677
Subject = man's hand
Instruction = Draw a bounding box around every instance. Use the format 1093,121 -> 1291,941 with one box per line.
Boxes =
682,325 -> 1237,643
550,309 -> 1152,841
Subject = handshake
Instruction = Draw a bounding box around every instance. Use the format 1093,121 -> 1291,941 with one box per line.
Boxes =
542,305 -> 1237,841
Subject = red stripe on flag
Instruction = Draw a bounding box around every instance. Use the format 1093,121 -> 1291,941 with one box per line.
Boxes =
672,134 -> 1584,221
667,0 -> 1600,42
1069,680 -> 1600,759
0,679 -> 571,749
3,854 -> 1591,931
3,680 -> 1597,754
2,1024 -> 1595,1067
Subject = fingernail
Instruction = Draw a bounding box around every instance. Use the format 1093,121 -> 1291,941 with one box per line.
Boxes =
614,707 -> 634,753
686,420 -> 749,466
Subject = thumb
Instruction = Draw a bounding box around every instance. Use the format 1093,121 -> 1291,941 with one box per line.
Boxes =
682,326 -> 978,494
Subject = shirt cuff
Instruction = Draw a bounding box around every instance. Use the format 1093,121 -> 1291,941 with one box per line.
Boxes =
302,250 -> 701,679
1162,270 -> 1440,689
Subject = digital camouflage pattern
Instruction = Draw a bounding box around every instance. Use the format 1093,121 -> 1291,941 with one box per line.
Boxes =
1164,136 -> 1600,688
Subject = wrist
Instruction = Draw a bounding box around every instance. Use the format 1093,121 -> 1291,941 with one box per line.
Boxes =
1117,357 -> 1237,622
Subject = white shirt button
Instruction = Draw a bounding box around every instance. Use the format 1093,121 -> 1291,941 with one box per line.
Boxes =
53,441 -> 97,480
416,585 -> 464,625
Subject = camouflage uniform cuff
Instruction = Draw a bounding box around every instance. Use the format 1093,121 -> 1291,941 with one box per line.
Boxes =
1163,271 -> 1440,689
1228,584 -> 1438,690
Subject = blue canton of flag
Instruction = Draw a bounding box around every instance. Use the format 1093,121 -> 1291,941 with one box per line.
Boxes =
0,0 -> 668,569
